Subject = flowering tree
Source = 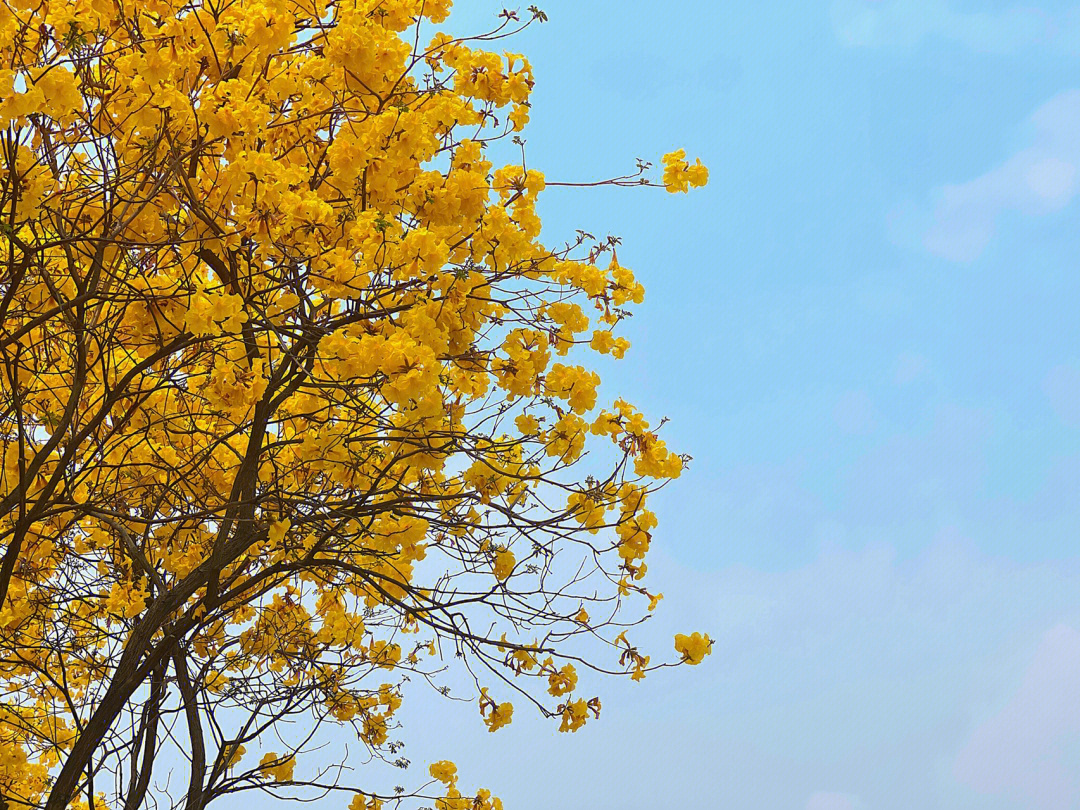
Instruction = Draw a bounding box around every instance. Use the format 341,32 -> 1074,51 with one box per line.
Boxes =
0,1 -> 711,810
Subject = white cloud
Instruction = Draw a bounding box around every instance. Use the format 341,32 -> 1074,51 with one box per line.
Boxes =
895,90 -> 1080,262
632,535 -> 1080,808
391,528 -> 1080,810
954,624 -> 1080,810
831,0 -> 1080,54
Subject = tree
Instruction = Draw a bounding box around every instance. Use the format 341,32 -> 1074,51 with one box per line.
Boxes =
0,1 -> 712,809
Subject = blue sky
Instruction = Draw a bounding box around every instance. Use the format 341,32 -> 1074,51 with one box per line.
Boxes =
375,3 -> 1080,810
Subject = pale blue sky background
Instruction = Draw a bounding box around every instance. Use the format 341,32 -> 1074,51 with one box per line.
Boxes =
371,3 -> 1080,809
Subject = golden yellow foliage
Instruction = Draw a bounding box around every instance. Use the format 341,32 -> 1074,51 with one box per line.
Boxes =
0,1 -> 711,808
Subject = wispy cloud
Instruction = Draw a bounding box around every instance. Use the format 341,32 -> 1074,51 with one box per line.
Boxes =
832,0 -> 1080,54
397,531 -> 1080,810
954,624 -> 1080,810
893,90 -> 1080,261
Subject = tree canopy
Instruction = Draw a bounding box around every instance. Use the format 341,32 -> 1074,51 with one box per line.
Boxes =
0,1 -> 711,809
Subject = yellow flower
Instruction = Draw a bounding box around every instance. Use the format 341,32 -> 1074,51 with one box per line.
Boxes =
547,663 -> 577,696
557,698 -> 589,733
479,688 -> 513,732
484,702 -> 513,732
104,582 -> 148,619
225,743 -> 246,769
493,548 -> 515,581
685,161 -> 709,188
32,67 -> 82,118
204,671 -> 230,694
258,752 -> 295,782
590,330 -> 615,354
349,794 -> 383,810
429,760 -> 457,784
662,149 -> 709,193
515,413 -> 540,434
268,518 -> 291,544
544,363 -> 600,414
674,632 -> 713,665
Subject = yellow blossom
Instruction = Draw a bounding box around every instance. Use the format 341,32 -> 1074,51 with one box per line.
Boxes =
494,548 -> 515,581
259,753 -> 296,782
662,149 -> 710,193
674,632 -> 714,665
429,760 -> 457,784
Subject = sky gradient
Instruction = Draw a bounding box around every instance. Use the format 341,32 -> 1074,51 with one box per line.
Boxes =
349,3 -> 1080,809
